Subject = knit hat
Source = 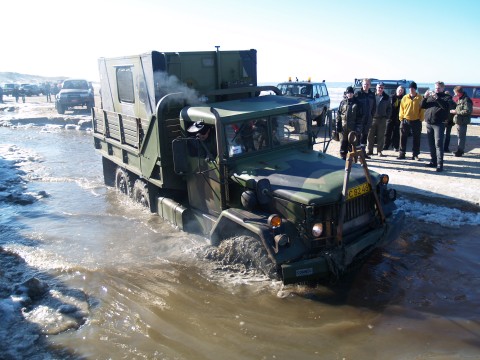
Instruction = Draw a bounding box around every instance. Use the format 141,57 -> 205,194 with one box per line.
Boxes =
409,81 -> 417,90
346,86 -> 354,94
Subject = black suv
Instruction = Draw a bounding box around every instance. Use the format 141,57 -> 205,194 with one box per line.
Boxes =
20,84 -> 42,96
353,78 -> 429,96
277,80 -> 330,125
2,83 -> 17,96
55,79 -> 94,114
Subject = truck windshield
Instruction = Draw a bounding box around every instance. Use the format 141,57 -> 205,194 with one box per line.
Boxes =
225,111 -> 308,157
62,80 -> 89,90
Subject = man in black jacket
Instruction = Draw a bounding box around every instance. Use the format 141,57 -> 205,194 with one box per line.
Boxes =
421,81 -> 456,172
355,78 -> 376,159
367,82 -> 391,156
384,86 -> 404,151
336,86 -> 363,159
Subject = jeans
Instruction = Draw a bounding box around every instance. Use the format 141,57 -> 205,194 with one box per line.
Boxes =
399,119 -> 422,156
426,123 -> 445,166
444,122 -> 453,151
384,118 -> 400,150
456,123 -> 468,152
367,117 -> 387,153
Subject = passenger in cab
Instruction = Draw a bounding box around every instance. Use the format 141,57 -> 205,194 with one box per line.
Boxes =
187,121 -> 217,161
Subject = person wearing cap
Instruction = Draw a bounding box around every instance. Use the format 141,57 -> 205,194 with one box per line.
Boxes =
421,81 -> 455,172
367,82 -> 391,157
187,120 -> 217,160
450,86 -> 473,157
336,86 -> 363,160
398,81 -> 424,161
384,86 -> 405,152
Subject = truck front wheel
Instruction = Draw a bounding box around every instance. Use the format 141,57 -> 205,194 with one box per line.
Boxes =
57,104 -> 65,114
205,235 -> 279,280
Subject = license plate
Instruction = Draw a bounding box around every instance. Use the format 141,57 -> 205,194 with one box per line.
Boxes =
347,182 -> 371,199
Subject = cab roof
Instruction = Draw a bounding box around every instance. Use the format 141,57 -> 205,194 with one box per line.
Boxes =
180,95 -> 310,125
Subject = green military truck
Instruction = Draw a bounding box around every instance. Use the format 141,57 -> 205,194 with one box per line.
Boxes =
92,49 -> 404,284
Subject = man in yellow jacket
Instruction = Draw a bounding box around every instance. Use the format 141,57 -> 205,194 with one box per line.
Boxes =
397,82 -> 425,160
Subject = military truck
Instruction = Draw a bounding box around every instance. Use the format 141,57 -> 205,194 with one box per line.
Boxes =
92,49 -> 404,284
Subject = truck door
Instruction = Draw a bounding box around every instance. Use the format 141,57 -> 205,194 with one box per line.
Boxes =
184,129 -> 222,216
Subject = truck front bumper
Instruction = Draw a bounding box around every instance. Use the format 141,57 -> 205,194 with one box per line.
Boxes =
281,209 -> 405,284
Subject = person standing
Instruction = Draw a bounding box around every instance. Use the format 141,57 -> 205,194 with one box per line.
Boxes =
45,82 -> 52,103
336,86 -> 363,160
367,82 -> 391,156
384,86 -> 404,151
449,86 -> 473,157
13,86 -> 19,103
398,82 -> 424,160
443,90 -> 455,152
355,78 -> 376,159
421,81 -> 455,172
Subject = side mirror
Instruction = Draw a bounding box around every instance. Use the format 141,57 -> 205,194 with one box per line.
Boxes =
315,93 -> 320,99
172,138 -> 190,174
256,178 -> 272,205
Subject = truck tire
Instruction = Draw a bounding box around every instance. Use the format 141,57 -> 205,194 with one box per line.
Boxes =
132,179 -> 157,212
205,235 -> 278,279
115,167 -> 133,196
57,104 -> 65,114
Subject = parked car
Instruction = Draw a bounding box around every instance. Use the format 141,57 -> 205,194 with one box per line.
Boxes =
353,78 -> 429,97
277,79 -> 330,125
2,83 -> 17,96
19,84 -> 42,96
55,78 -> 94,114
444,84 -> 480,118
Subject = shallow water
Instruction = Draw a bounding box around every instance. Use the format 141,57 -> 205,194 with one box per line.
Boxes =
1,126 -> 479,359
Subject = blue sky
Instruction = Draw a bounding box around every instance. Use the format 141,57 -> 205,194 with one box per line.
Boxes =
2,0 -> 479,83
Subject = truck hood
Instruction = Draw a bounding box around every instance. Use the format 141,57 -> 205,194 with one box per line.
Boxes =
232,149 -> 374,205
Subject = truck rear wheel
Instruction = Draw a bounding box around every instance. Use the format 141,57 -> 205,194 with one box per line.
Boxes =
115,167 -> 133,196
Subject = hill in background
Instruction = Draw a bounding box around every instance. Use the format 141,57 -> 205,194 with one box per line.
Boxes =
0,72 -> 67,84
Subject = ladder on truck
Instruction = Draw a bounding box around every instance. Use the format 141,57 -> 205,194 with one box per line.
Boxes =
336,131 -> 386,245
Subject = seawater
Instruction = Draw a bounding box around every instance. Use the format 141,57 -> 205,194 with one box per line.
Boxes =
1,115 -> 480,359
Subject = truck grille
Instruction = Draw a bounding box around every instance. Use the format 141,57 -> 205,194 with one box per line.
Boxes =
310,192 -> 376,249
344,192 -> 375,222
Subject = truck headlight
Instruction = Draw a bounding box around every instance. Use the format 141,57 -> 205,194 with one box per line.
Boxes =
268,214 -> 282,229
312,223 -> 323,237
